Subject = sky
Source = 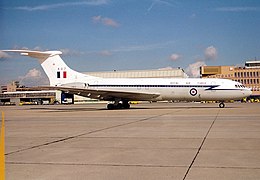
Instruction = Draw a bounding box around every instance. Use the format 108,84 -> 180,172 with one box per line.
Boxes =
1,0 -> 260,86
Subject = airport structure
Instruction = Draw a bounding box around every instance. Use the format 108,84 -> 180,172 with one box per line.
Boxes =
0,68 -> 187,105
200,60 -> 260,98
85,68 -> 188,78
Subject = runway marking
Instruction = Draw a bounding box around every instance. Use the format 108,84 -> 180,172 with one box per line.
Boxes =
6,161 -> 260,170
182,109 -> 220,180
6,161 -> 186,168
6,111 -> 177,156
0,112 -> 5,180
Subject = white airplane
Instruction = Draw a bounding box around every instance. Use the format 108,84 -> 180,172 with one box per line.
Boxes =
3,50 -> 252,109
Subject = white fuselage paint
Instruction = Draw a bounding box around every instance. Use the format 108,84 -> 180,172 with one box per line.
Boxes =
77,77 -> 252,101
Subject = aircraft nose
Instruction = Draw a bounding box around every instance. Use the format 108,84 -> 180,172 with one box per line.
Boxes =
244,88 -> 252,97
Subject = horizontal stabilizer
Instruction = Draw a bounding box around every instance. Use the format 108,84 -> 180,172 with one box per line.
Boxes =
2,50 -> 62,63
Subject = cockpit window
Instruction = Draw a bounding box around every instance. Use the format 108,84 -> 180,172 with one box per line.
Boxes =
236,85 -> 240,88
236,84 -> 246,88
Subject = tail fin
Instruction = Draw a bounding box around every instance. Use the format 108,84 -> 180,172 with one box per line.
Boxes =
2,50 -> 96,86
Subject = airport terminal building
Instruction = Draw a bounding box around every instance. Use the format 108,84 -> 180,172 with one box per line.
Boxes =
85,68 -> 188,78
200,60 -> 260,98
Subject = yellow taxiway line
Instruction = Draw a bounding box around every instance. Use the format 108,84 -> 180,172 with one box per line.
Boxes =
0,112 -> 5,180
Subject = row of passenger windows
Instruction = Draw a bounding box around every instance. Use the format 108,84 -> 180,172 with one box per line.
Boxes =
235,79 -> 259,84
251,87 -> 260,91
234,71 -> 259,78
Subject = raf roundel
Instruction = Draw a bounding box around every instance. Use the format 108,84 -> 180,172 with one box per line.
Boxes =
190,88 -> 197,96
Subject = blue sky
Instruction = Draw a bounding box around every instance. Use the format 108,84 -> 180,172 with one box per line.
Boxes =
1,0 -> 260,86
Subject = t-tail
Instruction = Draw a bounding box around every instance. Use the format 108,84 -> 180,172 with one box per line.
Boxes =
2,50 -> 96,86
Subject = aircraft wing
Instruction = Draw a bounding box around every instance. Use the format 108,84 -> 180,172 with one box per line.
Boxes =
33,86 -> 160,101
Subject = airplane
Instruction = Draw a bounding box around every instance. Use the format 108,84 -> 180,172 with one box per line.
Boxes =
3,50 -> 252,109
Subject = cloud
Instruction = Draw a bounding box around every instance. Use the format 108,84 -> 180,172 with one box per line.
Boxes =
60,48 -> 84,56
204,46 -> 217,60
112,41 -> 175,53
0,51 -> 11,59
184,46 -> 216,77
190,13 -> 196,19
147,1 -> 156,13
99,50 -> 113,56
15,0 -> 108,11
158,66 -> 175,70
92,15 -> 102,22
11,45 -> 44,51
216,7 -> 260,12
170,53 -> 181,61
32,46 -> 43,51
146,0 -> 176,14
79,41 -> 174,57
102,17 -> 119,27
19,68 -> 49,86
185,61 -> 206,78
92,15 -> 119,27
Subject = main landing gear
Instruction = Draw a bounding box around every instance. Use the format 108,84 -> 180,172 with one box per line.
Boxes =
219,102 -> 225,108
107,100 -> 130,110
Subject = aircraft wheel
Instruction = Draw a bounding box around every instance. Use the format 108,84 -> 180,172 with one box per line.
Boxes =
107,102 -> 130,110
107,104 -> 114,110
219,102 -> 225,108
123,103 -> 130,109
116,103 -> 123,109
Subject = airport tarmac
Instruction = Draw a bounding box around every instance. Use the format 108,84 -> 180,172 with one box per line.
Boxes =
1,102 -> 260,180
